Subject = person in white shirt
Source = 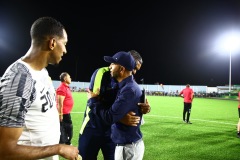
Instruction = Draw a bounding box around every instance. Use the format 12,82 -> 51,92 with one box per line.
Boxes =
0,17 -> 80,160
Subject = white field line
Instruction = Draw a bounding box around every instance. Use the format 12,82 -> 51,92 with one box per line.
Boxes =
144,115 -> 236,125
72,112 -> 85,114
71,112 -> 237,126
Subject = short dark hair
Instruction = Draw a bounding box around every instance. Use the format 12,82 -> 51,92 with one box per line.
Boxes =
60,72 -> 69,82
129,50 -> 143,64
186,84 -> 190,87
30,17 -> 65,44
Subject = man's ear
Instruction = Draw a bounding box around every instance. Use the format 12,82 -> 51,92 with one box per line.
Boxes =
120,66 -> 123,71
49,38 -> 56,50
120,66 -> 125,72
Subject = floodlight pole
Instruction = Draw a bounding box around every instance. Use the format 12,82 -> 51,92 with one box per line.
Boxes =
229,50 -> 231,96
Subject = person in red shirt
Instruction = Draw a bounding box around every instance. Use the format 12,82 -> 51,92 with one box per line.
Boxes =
179,84 -> 194,124
56,72 -> 74,145
237,92 -> 240,138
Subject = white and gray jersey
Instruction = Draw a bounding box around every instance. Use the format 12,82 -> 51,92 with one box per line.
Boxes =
0,59 -> 60,146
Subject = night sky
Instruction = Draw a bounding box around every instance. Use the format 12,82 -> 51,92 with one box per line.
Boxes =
0,1 -> 240,87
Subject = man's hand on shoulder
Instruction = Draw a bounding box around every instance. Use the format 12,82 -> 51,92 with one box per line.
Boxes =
87,88 -> 99,100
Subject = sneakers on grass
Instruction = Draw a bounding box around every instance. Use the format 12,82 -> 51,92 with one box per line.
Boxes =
237,133 -> 240,138
182,120 -> 192,124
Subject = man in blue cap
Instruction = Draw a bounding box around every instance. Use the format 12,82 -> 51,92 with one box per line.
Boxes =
87,51 -> 145,160
78,50 -> 149,160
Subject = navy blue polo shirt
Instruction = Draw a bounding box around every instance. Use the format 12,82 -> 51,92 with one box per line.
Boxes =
89,75 -> 143,144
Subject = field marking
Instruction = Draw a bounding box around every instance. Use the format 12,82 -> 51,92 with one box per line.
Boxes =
72,111 -> 237,126
72,112 -> 85,114
143,115 -> 237,126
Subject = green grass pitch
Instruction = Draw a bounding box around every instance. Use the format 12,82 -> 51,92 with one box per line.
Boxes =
60,92 -> 239,160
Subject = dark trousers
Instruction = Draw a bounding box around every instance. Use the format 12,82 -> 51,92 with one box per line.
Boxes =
78,128 -> 115,160
183,102 -> 192,122
60,114 -> 73,145
238,108 -> 240,118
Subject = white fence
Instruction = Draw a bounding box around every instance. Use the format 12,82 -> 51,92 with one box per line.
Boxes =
52,80 -> 209,93
0,77 -> 234,94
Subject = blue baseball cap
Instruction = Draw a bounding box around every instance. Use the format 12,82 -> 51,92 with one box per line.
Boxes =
104,51 -> 135,71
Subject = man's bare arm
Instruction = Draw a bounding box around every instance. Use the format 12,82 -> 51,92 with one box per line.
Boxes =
0,127 -> 79,160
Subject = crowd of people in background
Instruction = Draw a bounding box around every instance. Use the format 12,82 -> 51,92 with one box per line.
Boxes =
65,86 -> 235,99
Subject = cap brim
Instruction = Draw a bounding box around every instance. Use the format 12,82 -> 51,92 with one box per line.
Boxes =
104,56 -> 116,63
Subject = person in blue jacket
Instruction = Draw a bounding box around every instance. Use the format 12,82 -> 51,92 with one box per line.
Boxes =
86,51 -> 146,160
78,50 -> 150,160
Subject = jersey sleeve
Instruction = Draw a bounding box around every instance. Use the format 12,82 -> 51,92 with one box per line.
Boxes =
0,63 -> 36,127
89,67 -> 109,93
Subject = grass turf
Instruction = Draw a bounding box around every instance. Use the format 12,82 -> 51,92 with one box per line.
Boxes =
60,92 -> 239,160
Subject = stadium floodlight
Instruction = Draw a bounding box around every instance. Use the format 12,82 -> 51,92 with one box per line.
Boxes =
221,31 -> 240,96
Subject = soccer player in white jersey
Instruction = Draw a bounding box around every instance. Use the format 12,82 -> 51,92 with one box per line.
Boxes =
0,17 -> 80,160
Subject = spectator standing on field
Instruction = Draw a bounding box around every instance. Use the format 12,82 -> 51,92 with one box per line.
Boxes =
56,72 -> 74,145
179,84 -> 194,124
0,17 -> 79,160
237,92 -> 240,138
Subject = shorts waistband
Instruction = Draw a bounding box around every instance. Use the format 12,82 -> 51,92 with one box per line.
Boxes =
116,138 -> 142,146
